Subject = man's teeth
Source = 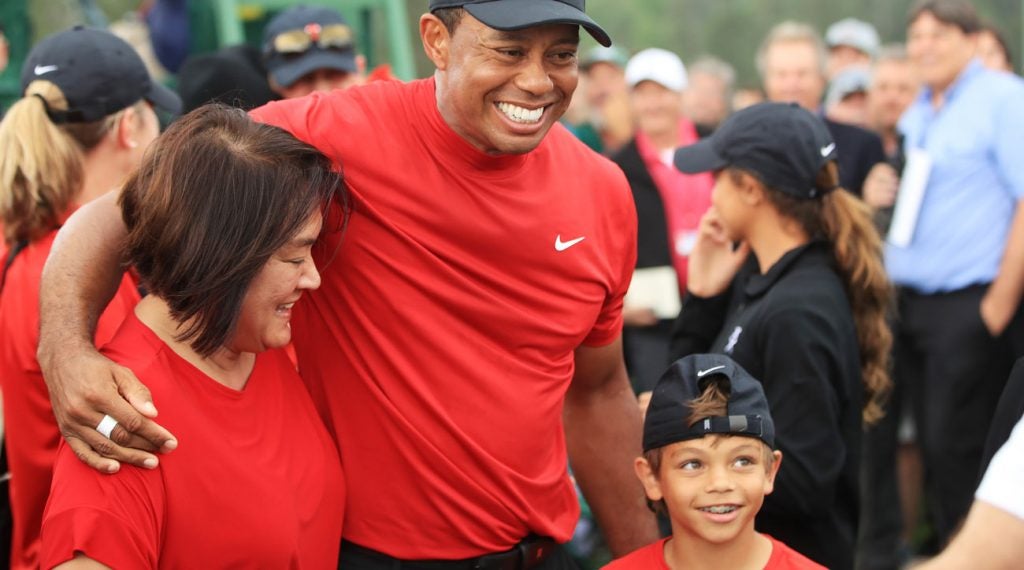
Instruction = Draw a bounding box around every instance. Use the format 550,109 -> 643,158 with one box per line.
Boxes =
277,303 -> 295,311
701,505 -> 737,514
498,102 -> 543,124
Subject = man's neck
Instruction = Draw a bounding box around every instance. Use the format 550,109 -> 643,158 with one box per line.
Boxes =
879,127 -> 900,158
643,124 -> 680,152
134,296 -> 255,390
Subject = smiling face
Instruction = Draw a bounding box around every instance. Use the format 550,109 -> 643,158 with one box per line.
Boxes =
229,212 -> 323,353
630,80 -> 683,140
868,58 -> 919,133
907,11 -> 977,94
762,39 -> 827,112
423,12 -> 580,155
637,435 -> 781,545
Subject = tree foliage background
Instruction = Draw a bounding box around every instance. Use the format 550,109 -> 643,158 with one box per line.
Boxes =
21,0 -> 1024,86
584,0 -> 1021,87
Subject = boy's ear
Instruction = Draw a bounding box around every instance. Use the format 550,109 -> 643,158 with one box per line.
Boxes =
763,450 -> 783,495
635,456 -> 663,502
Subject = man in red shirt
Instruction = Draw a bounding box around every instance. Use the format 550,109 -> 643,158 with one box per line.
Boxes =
34,0 -> 659,567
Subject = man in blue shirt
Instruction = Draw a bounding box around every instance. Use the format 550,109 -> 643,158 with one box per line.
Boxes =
887,0 -> 1024,547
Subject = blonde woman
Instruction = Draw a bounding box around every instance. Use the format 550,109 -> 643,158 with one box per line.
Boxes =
0,26 -> 179,570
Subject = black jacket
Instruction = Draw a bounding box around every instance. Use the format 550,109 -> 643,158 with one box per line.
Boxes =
825,118 -> 886,197
671,242 -> 861,570
610,139 -> 673,270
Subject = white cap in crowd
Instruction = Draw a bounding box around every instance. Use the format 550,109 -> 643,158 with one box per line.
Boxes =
825,18 -> 881,57
625,48 -> 688,92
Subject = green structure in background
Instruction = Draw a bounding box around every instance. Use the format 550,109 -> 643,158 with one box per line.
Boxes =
0,0 -> 30,109
0,0 -> 417,110
194,0 -> 416,80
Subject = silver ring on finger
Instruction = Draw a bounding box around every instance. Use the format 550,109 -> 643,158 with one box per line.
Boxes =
95,414 -> 118,439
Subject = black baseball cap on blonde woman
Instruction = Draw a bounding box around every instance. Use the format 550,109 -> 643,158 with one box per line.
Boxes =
674,102 -> 838,200
21,26 -> 181,123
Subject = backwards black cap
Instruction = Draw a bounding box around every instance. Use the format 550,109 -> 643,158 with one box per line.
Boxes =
21,26 -> 181,124
429,0 -> 611,47
674,102 -> 838,199
643,354 -> 775,452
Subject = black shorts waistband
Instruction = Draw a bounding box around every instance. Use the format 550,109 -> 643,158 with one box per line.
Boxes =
339,536 -> 559,570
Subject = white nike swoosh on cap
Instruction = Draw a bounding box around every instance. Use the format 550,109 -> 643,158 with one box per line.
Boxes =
696,365 -> 726,378
820,142 -> 836,157
34,64 -> 59,75
555,235 -> 585,252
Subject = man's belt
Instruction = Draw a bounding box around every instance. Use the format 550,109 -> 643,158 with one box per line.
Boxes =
340,535 -> 559,570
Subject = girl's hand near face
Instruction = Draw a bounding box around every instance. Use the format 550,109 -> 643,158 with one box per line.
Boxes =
686,208 -> 750,298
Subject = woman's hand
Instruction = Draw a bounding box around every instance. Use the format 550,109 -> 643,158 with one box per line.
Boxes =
686,209 -> 749,298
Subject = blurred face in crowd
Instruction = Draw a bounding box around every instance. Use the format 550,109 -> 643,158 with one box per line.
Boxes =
684,71 -> 730,128
732,88 -> 764,112
584,61 -> 628,109
976,30 -> 1012,72
827,45 -> 871,79
868,58 -> 920,133
630,80 -> 683,139
423,12 -> 579,155
762,40 -> 826,112
271,65 -> 363,99
907,11 -> 977,93
0,30 -> 7,74
827,91 -> 869,128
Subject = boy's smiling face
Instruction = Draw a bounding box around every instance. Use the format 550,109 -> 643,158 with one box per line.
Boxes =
636,434 -> 782,544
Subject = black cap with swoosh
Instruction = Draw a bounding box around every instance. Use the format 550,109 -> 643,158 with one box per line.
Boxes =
673,102 -> 838,199
643,354 -> 776,451
428,0 -> 611,47
21,26 -> 181,124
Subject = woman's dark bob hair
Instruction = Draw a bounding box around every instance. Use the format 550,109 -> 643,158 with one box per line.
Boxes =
120,104 -> 345,356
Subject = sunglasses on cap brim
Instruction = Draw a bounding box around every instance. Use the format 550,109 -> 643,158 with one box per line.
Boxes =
269,23 -> 353,55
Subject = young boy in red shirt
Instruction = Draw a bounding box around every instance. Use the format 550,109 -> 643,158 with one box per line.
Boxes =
606,354 -> 824,569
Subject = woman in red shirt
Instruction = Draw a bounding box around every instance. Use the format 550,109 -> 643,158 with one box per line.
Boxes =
0,27 -> 179,570
40,104 -> 347,568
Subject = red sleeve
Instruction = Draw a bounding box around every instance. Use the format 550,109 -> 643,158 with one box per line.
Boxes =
583,160 -> 638,347
40,442 -> 164,570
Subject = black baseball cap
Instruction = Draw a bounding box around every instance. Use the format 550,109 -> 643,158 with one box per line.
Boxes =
643,354 -> 775,452
263,5 -> 358,89
429,0 -> 612,47
21,26 -> 181,123
674,102 -> 839,199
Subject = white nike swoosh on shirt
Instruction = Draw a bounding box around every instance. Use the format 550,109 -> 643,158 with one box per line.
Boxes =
696,365 -> 726,378
34,64 -> 59,75
555,235 -> 585,252
820,142 -> 836,157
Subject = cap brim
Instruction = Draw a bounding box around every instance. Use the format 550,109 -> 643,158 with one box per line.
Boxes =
465,0 -> 612,47
268,49 -> 358,88
673,139 -> 728,173
146,80 -> 183,116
